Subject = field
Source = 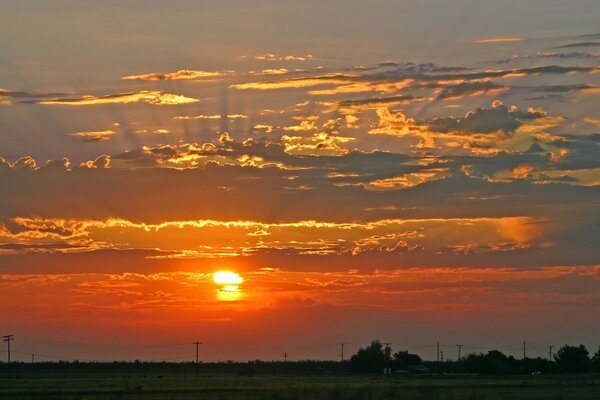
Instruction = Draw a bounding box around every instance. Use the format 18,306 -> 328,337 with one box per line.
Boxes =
1,374 -> 600,400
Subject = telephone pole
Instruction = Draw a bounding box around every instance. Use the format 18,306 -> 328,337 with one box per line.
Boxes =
457,344 -> 464,360
283,352 -> 288,362
436,342 -> 440,362
3,335 -> 14,379
339,343 -> 346,374
440,351 -> 444,362
193,341 -> 202,378
548,345 -> 554,361
523,341 -> 526,359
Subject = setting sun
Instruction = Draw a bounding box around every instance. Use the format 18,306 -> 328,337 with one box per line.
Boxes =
213,271 -> 244,286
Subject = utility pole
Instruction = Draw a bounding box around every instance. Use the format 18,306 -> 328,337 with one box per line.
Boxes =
3,335 -> 14,379
283,352 -> 288,362
523,341 -> 526,359
548,345 -> 554,361
339,343 -> 345,374
383,342 -> 392,375
193,341 -> 202,378
437,342 -> 440,362
440,351 -> 444,362
457,344 -> 464,360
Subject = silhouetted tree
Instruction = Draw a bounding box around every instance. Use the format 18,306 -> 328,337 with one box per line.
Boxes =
554,345 -> 590,373
590,347 -> 600,372
350,340 -> 386,373
461,350 -> 517,374
392,350 -> 422,368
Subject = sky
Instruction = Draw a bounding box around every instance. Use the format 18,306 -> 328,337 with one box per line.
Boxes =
0,0 -> 599,363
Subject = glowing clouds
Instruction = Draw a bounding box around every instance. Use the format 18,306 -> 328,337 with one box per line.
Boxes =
37,91 -> 199,106
122,69 -> 226,81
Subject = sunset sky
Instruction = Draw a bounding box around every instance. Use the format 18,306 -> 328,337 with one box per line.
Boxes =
0,0 -> 599,363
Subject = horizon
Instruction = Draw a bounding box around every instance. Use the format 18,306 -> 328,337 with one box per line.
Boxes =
0,1 -> 599,363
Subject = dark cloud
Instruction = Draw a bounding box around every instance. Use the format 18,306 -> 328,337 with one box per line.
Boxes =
428,101 -> 545,134
557,42 -> 600,48
338,94 -> 418,107
434,81 -> 506,100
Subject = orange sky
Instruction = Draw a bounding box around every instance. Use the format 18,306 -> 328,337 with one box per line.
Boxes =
0,1 -> 599,362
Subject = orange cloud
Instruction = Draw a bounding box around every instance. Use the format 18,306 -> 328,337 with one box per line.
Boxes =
37,91 -> 199,106
364,168 -> 451,191
473,37 -> 525,43
173,114 -> 247,120
253,53 -> 314,61
71,130 -> 115,142
231,76 -> 351,90
122,69 -> 225,81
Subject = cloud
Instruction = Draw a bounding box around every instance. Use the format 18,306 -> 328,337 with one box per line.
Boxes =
231,75 -> 350,90
174,114 -> 248,120
428,100 -> 549,134
281,132 -> 355,155
253,124 -> 274,133
34,91 -> 199,106
584,118 -> 600,126
71,130 -> 115,142
338,94 -> 419,109
474,37 -> 525,43
557,42 -> 600,49
122,69 -> 226,81
248,69 -> 291,76
362,168 -> 451,191
0,88 -> 67,99
434,81 -> 507,100
282,120 -> 318,132
0,215 -> 545,261
253,54 -> 314,61
80,155 -> 111,169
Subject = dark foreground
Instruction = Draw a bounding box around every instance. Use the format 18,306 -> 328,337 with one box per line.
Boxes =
1,375 -> 600,400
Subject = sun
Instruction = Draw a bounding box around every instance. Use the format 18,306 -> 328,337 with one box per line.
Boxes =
213,271 -> 244,286
213,271 -> 244,301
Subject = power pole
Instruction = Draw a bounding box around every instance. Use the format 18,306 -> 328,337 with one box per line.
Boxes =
3,335 -> 14,379
383,342 -> 392,375
339,343 -> 346,374
283,352 -> 288,362
436,342 -> 440,362
548,345 -> 554,361
523,341 -> 526,359
440,351 -> 444,362
457,344 -> 464,360
193,341 -> 202,378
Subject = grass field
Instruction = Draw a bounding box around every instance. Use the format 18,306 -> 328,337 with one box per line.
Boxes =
1,374 -> 600,400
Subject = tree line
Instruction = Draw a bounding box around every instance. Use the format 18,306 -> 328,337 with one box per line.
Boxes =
350,340 -> 600,374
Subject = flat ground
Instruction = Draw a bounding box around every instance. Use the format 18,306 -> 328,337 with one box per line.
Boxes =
1,375 -> 600,400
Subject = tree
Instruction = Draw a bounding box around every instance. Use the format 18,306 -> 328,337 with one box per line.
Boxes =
393,350 -> 422,367
461,350 -> 517,374
591,347 -> 600,372
554,345 -> 591,373
350,340 -> 386,373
